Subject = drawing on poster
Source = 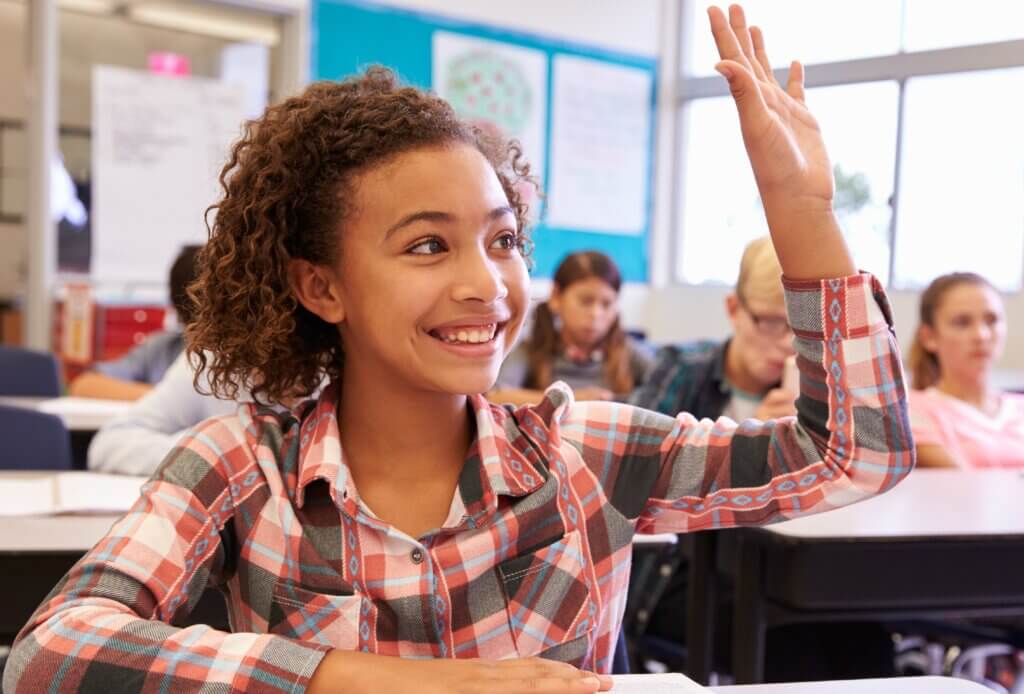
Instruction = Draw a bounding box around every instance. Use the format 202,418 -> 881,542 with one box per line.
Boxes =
433,31 -> 548,193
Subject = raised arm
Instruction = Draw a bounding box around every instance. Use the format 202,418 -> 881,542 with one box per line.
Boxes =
709,4 -> 855,281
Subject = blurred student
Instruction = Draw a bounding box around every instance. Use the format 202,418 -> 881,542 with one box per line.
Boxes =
68,245 -> 201,401
86,351 -> 243,476
909,272 -> 1024,468
630,235 -> 797,421
490,250 -> 653,405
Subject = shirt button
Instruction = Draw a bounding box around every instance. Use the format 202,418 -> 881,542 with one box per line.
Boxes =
410,548 -> 424,564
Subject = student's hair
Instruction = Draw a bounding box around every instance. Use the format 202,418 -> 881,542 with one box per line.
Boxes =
169,245 -> 202,325
736,235 -> 784,304
186,67 -> 535,402
909,272 -> 997,390
525,251 -> 633,394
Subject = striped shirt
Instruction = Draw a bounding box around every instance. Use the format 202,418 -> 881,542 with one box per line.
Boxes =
4,272 -> 914,693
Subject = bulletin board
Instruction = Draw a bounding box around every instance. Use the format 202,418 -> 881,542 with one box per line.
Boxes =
312,0 -> 658,282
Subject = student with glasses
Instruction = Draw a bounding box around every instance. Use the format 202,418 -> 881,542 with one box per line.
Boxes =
628,235 -> 897,681
630,235 -> 797,424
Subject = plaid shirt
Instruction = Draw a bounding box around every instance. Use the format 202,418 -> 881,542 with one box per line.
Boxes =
5,272 -> 913,693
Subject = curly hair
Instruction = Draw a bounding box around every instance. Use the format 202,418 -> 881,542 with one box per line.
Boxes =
186,67 -> 536,403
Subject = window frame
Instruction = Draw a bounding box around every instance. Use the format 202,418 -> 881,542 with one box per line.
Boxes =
672,0 -> 1024,290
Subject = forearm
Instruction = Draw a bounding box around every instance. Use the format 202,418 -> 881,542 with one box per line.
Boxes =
69,371 -> 153,401
762,200 -> 857,280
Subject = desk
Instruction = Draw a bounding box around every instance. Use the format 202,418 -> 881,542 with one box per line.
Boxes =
0,510 -> 228,643
0,396 -> 129,431
689,470 -> 1024,684
0,396 -> 129,469
711,676 -> 990,692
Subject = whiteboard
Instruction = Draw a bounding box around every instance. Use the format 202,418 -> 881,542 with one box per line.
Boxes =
91,66 -> 247,284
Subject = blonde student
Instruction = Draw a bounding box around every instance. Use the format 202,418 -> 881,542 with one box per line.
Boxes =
490,250 -> 653,406
5,7 -> 913,694
909,272 -> 1024,469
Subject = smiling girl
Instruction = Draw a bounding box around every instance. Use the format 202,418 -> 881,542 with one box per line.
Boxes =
6,6 -> 913,694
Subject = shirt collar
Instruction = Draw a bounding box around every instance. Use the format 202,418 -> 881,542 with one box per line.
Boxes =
710,338 -> 732,393
292,383 -> 547,514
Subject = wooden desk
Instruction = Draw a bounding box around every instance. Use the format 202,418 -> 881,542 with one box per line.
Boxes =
712,676 -> 991,692
689,470 -> 1024,684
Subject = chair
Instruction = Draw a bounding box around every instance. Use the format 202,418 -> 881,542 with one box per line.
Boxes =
0,346 -> 61,397
0,404 -> 72,470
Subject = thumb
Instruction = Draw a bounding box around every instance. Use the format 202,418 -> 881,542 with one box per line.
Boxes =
715,59 -> 768,122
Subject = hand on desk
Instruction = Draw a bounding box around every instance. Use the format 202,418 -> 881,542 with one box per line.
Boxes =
310,650 -> 614,693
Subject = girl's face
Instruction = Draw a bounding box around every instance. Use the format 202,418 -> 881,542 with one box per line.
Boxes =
306,144 -> 530,396
922,282 -> 1006,382
550,277 -> 619,351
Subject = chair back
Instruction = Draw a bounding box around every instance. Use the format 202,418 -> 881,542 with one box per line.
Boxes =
0,404 -> 72,470
0,346 -> 61,397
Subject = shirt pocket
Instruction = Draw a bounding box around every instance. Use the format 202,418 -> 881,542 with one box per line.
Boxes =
497,529 -> 597,661
268,580 -> 375,650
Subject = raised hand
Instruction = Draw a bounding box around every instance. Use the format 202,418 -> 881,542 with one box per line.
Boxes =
708,4 -> 855,280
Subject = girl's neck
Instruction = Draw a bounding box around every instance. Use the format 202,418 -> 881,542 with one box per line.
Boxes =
559,328 -> 599,355
337,363 -> 472,486
935,372 -> 1000,416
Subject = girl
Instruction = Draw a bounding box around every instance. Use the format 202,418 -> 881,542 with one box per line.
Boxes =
4,7 -> 913,694
490,250 -> 653,406
909,272 -> 1024,468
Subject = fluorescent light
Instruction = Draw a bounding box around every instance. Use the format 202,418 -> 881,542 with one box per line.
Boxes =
128,3 -> 280,46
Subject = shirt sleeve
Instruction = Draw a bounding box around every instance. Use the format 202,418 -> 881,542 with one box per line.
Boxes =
552,272 -> 914,533
5,417 -> 330,694
907,389 -> 944,447
627,345 -> 683,415
93,332 -> 181,384
87,352 -> 238,476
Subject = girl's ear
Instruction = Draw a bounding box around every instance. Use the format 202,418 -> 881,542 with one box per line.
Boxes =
289,259 -> 346,324
548,286 -> 562,316
918,324 -> 939,355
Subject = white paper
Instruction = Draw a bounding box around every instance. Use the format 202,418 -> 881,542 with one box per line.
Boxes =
55,472 -> 147,514
546,55 -> 652,234
0,477 -> 57,517
36,397 -> 131,418
433,31 -> 548,184
92,65 -> 248,283
611,673 -> 708,693
0,473 -> 147,516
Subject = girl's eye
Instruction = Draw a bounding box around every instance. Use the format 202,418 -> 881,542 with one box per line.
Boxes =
407,237 -> 447,255
491,231 -> 519,252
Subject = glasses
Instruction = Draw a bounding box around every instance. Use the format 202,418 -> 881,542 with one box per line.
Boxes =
738,294 -> 792,338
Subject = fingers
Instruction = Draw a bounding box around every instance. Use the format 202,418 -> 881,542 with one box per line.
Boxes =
488,659 -> 608,693
727,4 -> 768,82
749,26 -> 779,87
714,59 -> 769,125
707,5 -> 756,78
786,60 -> 806,103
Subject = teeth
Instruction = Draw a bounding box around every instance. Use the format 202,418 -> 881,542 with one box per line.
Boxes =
436,324 -> 498,344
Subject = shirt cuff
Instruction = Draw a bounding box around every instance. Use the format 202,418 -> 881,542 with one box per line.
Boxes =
781,271 -> 894,341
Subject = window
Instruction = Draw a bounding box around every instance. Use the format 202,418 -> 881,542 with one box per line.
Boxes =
894,68 -> 1024,290
683,0 -> 902,76
675,0 -> 1024,290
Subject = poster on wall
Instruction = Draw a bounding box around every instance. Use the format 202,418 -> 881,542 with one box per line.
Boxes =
432,31 -> 548,195
92,66 -> 247,284
545,55 -> 652,235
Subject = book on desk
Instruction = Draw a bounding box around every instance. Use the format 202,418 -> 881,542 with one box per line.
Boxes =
0,471 -> 147,516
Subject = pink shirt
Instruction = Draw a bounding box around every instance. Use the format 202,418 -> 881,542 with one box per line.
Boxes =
909,387 -> 1024,469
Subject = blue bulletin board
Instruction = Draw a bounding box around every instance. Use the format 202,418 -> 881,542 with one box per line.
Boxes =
312,0 -> 657,281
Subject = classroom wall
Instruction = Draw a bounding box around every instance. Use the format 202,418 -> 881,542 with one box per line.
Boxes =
3,0 -> 1022,380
